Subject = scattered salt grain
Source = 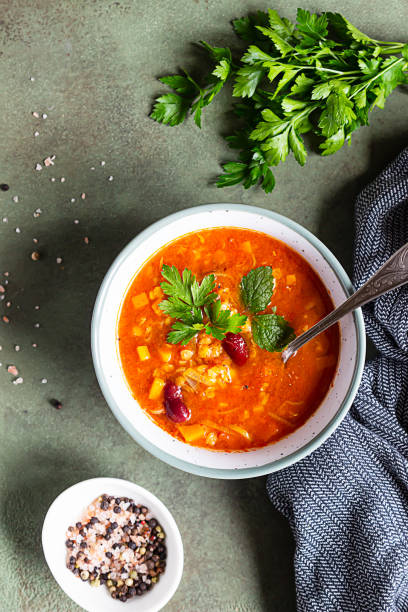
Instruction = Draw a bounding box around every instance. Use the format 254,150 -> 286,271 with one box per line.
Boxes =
84,237 -> 89,244
33,208 -> 42,218
12,195 -> 19,203
56,257 -> 62,264
2,217 -> 8,223
81,192 -> 86,200
74,219 -> 79,224
31,251 -> 41,261
32,111 -> 40,118
6,301 -> 11,307
41,378 -> 48,384
51,177 -> 56,182
34,305 -> 40,310
15,227 -> 21,234
42,113 -> 48,119
32,343 -> 38,348
100,160 -> 106,166
7,365 -> 18,376
33,238 -> 39,244
70,197 -> 76,203
108,175 -> 113,181
34,131 -> 39,137
13,377 -> 23,385
34,322 -> 40,328
15,345 -> 20,352
35,163 -> 42,171
60,177 -> 66,183
30,76 -> 35,81
91,166 -> 95,171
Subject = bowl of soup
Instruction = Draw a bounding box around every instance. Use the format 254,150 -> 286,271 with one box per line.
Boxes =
91,204 -> 365,478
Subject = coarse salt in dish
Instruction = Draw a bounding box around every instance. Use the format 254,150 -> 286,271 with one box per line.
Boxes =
42,478 -> 183,612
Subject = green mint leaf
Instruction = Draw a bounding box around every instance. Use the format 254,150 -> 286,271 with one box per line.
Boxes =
240,266 -> 274,313
150,93 -> 191,126
252,314 -> 295,352
233,66 -> 265,98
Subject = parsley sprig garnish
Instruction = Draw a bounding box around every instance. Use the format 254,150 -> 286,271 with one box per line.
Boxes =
159,265 -> 247,345
150,9 -> 408,192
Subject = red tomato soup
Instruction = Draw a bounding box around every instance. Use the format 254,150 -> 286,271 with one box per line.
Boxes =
118,228 -> 339,451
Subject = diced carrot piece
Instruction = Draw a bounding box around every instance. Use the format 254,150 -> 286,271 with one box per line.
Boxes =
132,326 -> 142,336
149,286 -> 163,300
132,293 -> 149,309
178,424 -> 207,443
204,431 -> 217,446
286,274 -> 296,286
158,347 -> 172,363
242,241 -> 252,253
137,346 -> 150,361
149,378 -> 165,400
274,268 -> 282,279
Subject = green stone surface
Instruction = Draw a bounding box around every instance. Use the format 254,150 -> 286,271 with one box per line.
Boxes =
0,1 -> 407,610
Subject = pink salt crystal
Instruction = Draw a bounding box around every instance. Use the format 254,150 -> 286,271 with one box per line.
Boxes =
32,111 -> 40,118
44,156 -> 55,167
7,365 -> 18,376
81,192 -> 86,200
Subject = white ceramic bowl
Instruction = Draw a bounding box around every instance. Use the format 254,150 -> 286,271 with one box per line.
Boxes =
42,478 -> 183,612
91,204 -> 365,478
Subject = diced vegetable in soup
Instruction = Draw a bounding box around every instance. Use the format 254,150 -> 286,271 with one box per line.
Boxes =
118,228 -> 339,451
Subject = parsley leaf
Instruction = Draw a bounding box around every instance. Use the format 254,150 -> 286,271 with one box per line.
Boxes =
252,314 -> 296,352
240,266 -> 274,313
151,9 -> 408,192
159,265 -> 247,344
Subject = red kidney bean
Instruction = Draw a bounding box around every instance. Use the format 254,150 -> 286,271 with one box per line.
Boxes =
164,382 -> 191,423
222,332 -> 249,366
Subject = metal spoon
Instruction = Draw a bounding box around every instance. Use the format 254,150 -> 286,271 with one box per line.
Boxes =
282,241 -> 408,363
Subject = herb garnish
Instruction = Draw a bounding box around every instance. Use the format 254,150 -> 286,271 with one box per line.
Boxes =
239,265 -> 295,352
252,313 -> 296,352
159,265 -> 247,345
240,265 -> 274,313
150,9 -> 408,193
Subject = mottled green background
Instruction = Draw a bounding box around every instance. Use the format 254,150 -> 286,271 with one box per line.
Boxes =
0,0 -> 407,610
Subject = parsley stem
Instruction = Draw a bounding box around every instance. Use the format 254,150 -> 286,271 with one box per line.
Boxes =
349,57 -> 405,99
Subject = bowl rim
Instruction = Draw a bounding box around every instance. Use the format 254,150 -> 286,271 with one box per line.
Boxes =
41,477 -> 184,612
91,203 -> 366,479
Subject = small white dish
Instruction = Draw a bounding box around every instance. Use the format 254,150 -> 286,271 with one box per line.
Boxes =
92,204 -> 366,478
42,477 -> 183,612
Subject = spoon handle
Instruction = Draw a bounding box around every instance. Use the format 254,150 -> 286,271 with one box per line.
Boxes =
282,241 -> 408,362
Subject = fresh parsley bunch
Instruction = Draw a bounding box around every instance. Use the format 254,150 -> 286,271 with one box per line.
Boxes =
151,9 -> 408,193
